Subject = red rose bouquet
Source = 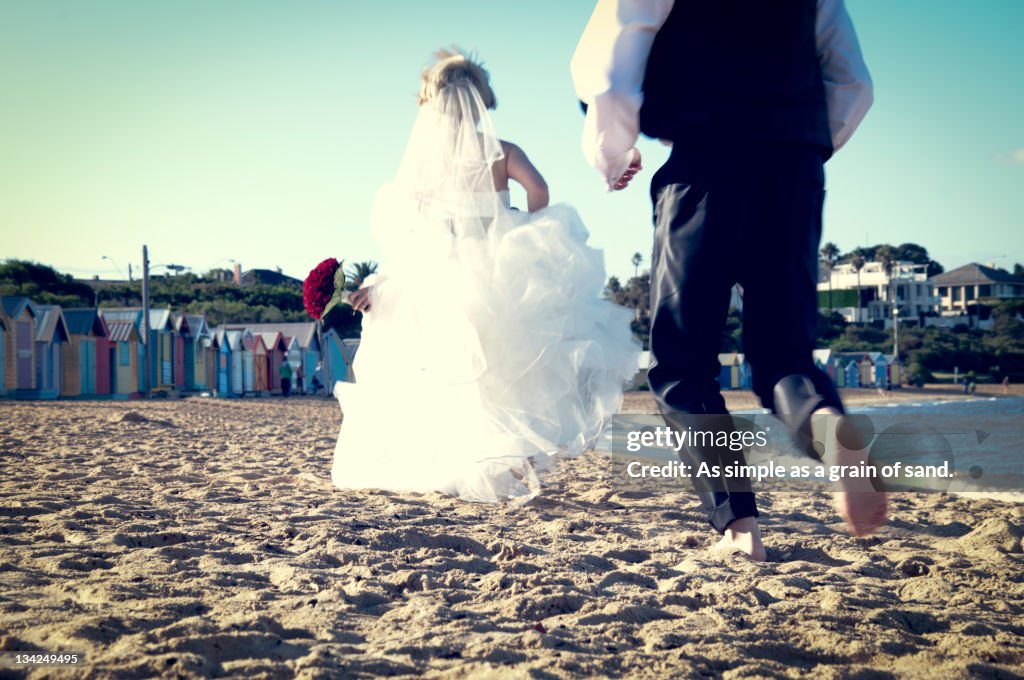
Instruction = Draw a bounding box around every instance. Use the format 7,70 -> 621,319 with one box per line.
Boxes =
303,257 -> 361,336
303,257 -> 344,320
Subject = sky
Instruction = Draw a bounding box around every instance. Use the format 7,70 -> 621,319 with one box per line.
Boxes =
1,1 -> 1022,285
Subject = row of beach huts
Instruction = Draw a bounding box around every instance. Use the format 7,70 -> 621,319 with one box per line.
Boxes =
712,350 -> 902,390
4,294 -> 903,401
0,296 -> 359,400
630,350 -> 903,391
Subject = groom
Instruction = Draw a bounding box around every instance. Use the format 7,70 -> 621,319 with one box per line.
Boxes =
572,0 -> 880,560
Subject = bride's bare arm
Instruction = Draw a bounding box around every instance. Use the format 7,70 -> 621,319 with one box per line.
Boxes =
505,143 -> 549,212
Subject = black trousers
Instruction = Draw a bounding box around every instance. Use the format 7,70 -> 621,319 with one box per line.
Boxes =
647,142 -> 844,532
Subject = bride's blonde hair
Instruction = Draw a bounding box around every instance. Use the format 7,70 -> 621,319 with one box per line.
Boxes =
418,48 -> 497,110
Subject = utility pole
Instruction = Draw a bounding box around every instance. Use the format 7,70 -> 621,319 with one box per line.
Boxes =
142,245 -> 152,398
892,307 -> 900,361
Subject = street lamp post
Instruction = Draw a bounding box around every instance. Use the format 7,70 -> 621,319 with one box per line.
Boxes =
142,245 -> 152,399
892,306 -> 900,361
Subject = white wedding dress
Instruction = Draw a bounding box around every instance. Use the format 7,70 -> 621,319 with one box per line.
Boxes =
331,81 -> 639,503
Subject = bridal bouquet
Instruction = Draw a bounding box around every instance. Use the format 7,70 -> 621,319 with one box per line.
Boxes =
304,258 -> 357,333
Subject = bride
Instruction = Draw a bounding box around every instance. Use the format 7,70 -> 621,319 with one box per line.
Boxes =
331,49 -> 639,503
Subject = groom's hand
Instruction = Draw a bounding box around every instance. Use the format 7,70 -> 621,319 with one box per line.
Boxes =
610,149 -> 642,191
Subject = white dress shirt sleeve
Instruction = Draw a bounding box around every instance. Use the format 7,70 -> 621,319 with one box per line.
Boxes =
816,0 -> 873,151
571,0 -> 674,189
571,0 -> 872,186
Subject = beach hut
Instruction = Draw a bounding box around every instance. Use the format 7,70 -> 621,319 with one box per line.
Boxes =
717,352 -> 750,390
853,355 -> 872,387
321,329 -> 358,389
149,308 -> 176,392
61,309 -> 111,398
227,330 -> 245,396
106,320 -> 143,398
241,330 -> 257,395
812,349 -> 836,384
1,296 -> 39,396
212,328 -> 243,397
259,332 -> 288,395
843,358 -> 860,388
342,339 -> 360,380
866,352 -> 887,386
252,334 -> 270,395
99,308 -> 147,392
190,315 -> 210,391
175,314 -> 209,392
0,315 -> 6,397
298,328 -> 321,394
203,334 -> 218,394
31,305 -> 69,400
284,336 -> 303,392
886,354 -> 902,387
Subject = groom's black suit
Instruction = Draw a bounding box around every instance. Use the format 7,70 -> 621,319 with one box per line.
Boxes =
643,0 -> 845,531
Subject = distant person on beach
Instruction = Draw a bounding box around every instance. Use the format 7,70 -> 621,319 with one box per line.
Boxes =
1004,376 -> 1011,395
332,50 -> 638,502
279,360 -> 293,398
294,363 -> 305,395
573,0 -> 877,560
312,362 -> 324,396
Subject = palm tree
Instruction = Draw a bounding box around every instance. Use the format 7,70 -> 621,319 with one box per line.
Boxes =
631,252 -> 643,278
851,254 -> 865,323
344,260 -> 379,292
820,242 -> 840,313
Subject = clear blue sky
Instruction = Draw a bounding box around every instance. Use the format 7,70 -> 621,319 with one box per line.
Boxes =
2,1 -> 1022,284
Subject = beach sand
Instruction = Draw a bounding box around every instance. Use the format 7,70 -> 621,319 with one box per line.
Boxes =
1,394 -> 1022,678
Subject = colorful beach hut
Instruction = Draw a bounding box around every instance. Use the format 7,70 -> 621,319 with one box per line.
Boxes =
212,328 -> 243,397
812,349 -> 836,384
842,358 -> 860,388
250,333 -> 269,394
259,332 -> 288,395
866,352 -> 887,386
203,333 -> 218,394
149,308 -> 176,392
106,320 -> 143,398
175,314 -> 210,392
300,327 -> 321,394
0,315 -> 6,397
99,309 -> 147,392
241,330 -> 257,395
1,296 -> 39,396
322,329 -> 359,389
32,305 -> 69,400
886,354 -> 902,387
717,352 -> 751,390
61,309 -> 111,398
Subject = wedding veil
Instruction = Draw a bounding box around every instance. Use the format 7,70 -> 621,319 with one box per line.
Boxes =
373,80 -> 506,256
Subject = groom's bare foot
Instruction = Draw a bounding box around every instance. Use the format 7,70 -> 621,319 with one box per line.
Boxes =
713,516 -> 766,562
814,409 -> 888,537
834,489 -> 888,537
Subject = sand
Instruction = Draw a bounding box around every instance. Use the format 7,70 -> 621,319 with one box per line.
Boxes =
1,395 -> 1023,678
